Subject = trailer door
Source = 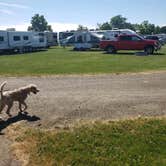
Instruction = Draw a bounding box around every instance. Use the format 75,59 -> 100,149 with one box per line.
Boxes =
0,32 -> 9,50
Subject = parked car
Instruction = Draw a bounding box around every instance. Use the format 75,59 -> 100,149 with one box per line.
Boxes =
144,35 -> 159,41
144,35 -> 164,46
100,34 -> 161,54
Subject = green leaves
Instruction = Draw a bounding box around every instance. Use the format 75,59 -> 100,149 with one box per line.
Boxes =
28,14 -> 52,32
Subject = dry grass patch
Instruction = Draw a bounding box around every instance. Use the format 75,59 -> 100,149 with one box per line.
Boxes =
7,117 -> 166,166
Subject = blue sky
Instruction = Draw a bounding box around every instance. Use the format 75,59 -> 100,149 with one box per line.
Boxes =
0,0 -> 165,31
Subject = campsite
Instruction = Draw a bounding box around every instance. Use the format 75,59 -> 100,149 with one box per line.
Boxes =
0,44 -> 166,165
0,0 -> 166,165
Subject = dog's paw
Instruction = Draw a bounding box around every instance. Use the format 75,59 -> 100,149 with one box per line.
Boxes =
23,111 -> 28,115
7,113 -> 12,117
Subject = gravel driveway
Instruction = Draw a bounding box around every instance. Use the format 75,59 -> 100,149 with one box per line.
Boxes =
0,71 -> 166,165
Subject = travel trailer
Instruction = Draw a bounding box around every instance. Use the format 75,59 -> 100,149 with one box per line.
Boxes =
0,31 -> 47,53
94,29 -> 136,40
45,32 -> 58,47
58,31 -> 75,45
62,31 -> 103,50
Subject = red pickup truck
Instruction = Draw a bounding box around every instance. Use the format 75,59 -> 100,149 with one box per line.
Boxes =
100,34 -> 161,54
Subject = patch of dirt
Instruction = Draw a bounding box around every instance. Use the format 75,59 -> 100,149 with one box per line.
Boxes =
0,71 -> 166,164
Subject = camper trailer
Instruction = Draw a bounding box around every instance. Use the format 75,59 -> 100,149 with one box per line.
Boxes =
32,32 -> 47,49
45,32 -> 58,47
94,29 -> 136,40
62,31 -> 103,50
58,31 -> 75,45
0,31 -> 9,51
0,31 -> 47,53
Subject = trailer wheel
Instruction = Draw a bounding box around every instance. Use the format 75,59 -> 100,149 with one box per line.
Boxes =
28,47 -> 33,52
106,46 -> 116,54
73,47 -> 79,51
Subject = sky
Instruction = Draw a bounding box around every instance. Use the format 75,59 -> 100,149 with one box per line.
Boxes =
0,0 -> 165,32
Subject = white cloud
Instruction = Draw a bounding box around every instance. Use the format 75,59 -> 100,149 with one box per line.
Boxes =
51,22 -> 96,32
50,22 -> 79,32
0,9 -> 14,15
0,2 -> 30,9
0,23 -> 29,31
0,22 -> 96,32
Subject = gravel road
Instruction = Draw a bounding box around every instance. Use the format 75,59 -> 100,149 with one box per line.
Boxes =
0,71 -> 166,165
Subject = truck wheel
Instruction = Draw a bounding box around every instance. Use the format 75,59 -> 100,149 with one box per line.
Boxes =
144,46 -> 154,55
106,46 -> 116,54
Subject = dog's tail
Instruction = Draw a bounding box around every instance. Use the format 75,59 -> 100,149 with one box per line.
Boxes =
0,81 -> 7,99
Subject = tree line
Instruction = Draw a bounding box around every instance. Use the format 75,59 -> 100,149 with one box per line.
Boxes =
97,15 -> 166,35
28,14 -> 166,34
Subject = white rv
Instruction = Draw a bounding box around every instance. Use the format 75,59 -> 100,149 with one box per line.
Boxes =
104,29 -> 136,40
32,32 -> 47,49
45,32 -> 58,47
0,31 -> 47,53
58,31 -> 75,46
0,31 -> 9,51
93,29 -> 136,40
62,31 -> 103,50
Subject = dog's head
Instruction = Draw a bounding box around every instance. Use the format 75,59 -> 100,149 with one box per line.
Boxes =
29,84 -> 40,94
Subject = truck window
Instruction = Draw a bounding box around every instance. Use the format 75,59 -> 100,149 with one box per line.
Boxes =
23,36 -> 29,40
0,36 -> 4,42
13,36 -> 21,41
132,36 -> 141,41
120,36 -> 132,41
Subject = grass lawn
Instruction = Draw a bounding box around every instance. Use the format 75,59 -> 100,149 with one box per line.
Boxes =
14,118 -> 166,166
0,46 -> 166,75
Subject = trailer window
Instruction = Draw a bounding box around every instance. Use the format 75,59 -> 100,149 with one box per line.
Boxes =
0,36 -> 4,42
91,36 -> 100,42
68,36 -> 75,43
23,36 -> 29,40
13,36 -> 21,41
39,38 -> 44,42
77,36 -> 83,43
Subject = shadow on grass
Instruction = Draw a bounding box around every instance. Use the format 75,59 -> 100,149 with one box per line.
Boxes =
0,49 -> 48,56
0,112 -> 40,134
69,48 -> 102,52
103,51 -> 165,56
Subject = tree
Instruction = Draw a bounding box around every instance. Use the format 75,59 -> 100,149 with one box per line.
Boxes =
98,15 -> 134,30
97,22 -> 112,30
154,26 -> 161,34
28,14 -> 52,32
137,21 -> 156,35
77,25 -> 88,31
160,26 -> 166,33
98,15 -> 163,34
110,15 -> 127,29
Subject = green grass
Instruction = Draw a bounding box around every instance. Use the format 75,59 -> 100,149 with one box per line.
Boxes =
17,118 -> 166,166
0,46 -> 166,75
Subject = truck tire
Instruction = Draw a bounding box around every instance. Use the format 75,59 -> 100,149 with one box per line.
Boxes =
106,46 -> 116,54
144,46 -> 154,55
